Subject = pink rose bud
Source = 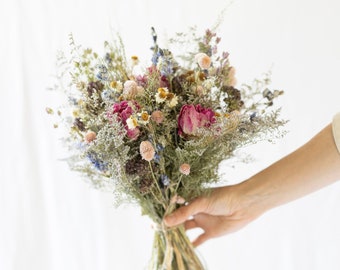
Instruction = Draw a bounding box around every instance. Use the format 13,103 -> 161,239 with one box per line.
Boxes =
151,110 -> 164,124
179,163 -> 190,175
195,53 -> 211,70
177,104 -> 215,137
85,131 -> 96,143
140,141 -> 155,161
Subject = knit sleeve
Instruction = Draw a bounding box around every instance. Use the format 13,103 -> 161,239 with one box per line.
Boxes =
332,112 -> 340,154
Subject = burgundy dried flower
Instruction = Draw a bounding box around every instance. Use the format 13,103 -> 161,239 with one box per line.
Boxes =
87,81 -> 104,97
110,101 -> 141,140
74,118 -> 85,131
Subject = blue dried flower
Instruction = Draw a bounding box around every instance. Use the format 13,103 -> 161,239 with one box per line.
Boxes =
154,153 -> 160,163
156,144 -> 164,151
101,89 -> 115,102
250,112 -> 257,122
87,152 -> 107,171
159,59 -> 173,76
151,51 -> 162,66
74,142 -> 86,150
160,175 -> 170,186
96,65 -> 109,81
68,97 -> 78,106
105,53 -> 112,63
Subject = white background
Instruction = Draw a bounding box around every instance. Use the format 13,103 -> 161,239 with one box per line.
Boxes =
2,0 -> 340,269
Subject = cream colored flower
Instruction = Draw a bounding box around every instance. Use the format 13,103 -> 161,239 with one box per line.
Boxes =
140,141 -> 155,161
72,109 -> 80,118
126,116 -> 139,130
131,55 -> 139,66
138,111 -> 150,125
155,87 -> 168,103
116,81 -> 123,92
202,78 -> 215,90
110,80 -> 123,93
167,94 -> 178,108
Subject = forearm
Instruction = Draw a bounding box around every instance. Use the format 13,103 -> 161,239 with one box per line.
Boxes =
237,124 -> 340,215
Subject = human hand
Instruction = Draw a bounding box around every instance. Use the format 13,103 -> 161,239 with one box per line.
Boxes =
166,124 -> 340,247
163,183 -> 264,247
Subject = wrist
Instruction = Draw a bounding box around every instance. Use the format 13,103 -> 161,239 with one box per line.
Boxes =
232,176 -> 275,218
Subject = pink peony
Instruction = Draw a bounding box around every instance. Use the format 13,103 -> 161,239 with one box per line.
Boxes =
111,101 -> 140,139
178,104 -> 216,137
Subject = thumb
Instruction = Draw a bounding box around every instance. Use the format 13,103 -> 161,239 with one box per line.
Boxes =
163,198 -> 204,227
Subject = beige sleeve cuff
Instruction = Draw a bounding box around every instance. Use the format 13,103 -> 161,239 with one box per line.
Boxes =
332,112 -> 340,154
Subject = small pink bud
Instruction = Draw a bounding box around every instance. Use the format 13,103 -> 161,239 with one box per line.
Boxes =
85,131 -> 96,143
179,163 -> 190,175
151,110 -> 164,124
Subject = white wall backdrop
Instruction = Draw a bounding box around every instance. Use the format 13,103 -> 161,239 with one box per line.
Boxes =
2,0 -> 340,269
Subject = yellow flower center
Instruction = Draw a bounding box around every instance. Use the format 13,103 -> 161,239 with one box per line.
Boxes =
158,88 -> 167,99
110,81 -> 117,88
141,112 -> 149,121
132,118 -> 138,126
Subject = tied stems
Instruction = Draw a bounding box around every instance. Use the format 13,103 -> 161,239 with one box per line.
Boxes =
149,224 -> 205,270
